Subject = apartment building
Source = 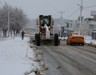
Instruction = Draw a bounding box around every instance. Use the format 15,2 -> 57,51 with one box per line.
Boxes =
54,11 -> 96,36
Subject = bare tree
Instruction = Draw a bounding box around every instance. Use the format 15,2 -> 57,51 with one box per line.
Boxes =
0,3 -> 28,37
10,8 -> 28,36
0,3 -> 10,37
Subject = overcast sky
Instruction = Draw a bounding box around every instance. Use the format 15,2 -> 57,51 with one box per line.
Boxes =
1,0 -> 96,19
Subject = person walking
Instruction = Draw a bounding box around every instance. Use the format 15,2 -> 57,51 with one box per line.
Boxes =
21,30 -> 25,40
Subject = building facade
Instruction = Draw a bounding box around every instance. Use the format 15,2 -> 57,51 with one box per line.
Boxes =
54,11 -> 96,36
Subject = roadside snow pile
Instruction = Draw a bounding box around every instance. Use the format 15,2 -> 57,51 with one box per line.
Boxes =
90,40 -> 96,46
84,36 -> 96,46
0,37 -> 39,75
59,37 -> 68,40
84,36 -> 92,44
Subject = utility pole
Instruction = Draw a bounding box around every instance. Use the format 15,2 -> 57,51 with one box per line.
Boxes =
79,0 -> 83,34
59,11 -> 64,37
80,0 -> 83,34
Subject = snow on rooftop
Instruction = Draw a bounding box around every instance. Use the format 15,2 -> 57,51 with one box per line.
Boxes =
0,36 -> 39,75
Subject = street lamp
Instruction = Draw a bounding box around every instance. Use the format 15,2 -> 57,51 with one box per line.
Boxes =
59,11 -> 64,37
77,0 -> 83,34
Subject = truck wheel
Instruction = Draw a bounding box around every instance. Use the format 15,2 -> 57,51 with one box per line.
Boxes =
35,33 -> 37,40
36,34 -> 40,46
54,34 -> 59,46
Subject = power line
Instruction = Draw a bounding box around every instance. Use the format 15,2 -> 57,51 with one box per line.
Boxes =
66,8 -> 79,19
66,3 -> 96,19
84,5 -> 96,8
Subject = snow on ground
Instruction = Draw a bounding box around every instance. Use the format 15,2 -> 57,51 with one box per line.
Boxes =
84,36 -> 96,46
0,34 -> 95,75
59,37 -> 68,40
84,36 -> 92,44
0,36 -> 39,75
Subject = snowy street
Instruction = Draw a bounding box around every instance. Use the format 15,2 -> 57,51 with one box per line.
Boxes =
0,0 -> 96,75
35,40 -> 96,75
0,37 -> 39,75
0,35 -> 96,75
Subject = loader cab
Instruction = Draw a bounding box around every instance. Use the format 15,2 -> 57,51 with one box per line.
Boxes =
39,15 -> 44,26
44,15 -> 51,26
38,15 -> 51,27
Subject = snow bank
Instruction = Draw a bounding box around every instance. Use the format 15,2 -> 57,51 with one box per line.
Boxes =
84,36 -> 96,46
59,37 -> 68,40
84,36 -> 92,44
0,37 -> 39,75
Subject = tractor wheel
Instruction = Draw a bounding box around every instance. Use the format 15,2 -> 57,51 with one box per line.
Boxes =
54,33 -> 59,46
35,33 -> 37,40
36,34 -> 40,46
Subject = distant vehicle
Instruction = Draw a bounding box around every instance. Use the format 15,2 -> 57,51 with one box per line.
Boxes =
35,15 -> 59,46
67,32 -> 84,46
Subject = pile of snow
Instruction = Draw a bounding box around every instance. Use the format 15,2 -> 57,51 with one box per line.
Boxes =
59,37 -> 68,40
84,36 -> 96,46
84,36 -> 92,44
91,40 -> 96,46
0,37 -> 39,75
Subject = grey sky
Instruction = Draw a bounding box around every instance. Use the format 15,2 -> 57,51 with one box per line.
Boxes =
1,0 -> 96,19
